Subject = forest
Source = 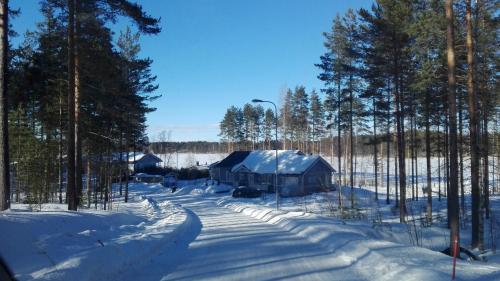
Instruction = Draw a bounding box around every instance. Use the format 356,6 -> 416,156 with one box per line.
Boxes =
0,0 -> 160,211
219,0 -> 499,251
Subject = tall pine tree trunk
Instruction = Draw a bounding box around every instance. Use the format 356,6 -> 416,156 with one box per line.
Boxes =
480,20 -> 490,220
395,72 -> 406,222
373,100 -> 378,201
0,0 -> 9,211
394,145 -> 399,208
482,114 -> 489,219
337,78 -> 342,208
410,105 -> 415,201
67,0 -> 77,211
86,146 -> 91,208
386,86 -> 391,205
414,119 -> 419,201
59,87 -> 63,204
119,133 -> 123,196
458,90 -> 465,217
446,0 -> 460,253
349,84 -> 354,207
425,89 -> 432,222
438,125 -> 442,201
465,0 -> 481,249
74,0 -> 82,208
125,141 -> 129,203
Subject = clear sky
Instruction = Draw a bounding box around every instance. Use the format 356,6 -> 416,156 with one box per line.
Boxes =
11,0 -> 373,142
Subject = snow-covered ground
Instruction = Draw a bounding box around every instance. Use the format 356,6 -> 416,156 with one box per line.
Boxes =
155,152 -> 227,169
0,183 -> 192,281
1,178 -> 499,280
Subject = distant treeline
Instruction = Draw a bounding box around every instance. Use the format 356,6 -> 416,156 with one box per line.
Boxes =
150,131 -> 499,157
150,142 -> 229,154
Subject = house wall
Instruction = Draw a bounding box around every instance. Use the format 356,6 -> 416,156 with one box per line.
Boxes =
209,167 -> 221,182
210,167 -> 234,185
302,161 -> 333,193
131,157 -> 161,172
245,173 -> 274,192
279,175 -> 301,197
279,161 -> 333,197
134,159 -> 160,171
239,173 -> 300,195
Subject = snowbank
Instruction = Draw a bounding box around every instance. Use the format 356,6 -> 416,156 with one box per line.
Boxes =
205,183 -> 233,194
217,198 -> 500,281
0,186 -> 192,281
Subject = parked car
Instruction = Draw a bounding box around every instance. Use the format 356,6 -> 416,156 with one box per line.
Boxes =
232,186 -> 262,198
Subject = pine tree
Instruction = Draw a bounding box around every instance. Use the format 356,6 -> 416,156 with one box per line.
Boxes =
292,86 -> 309,152
359,0 -> 414,222
409,0 -> 446,222
317,14 -> 348,192
465,0 -> 481,249
279,89 -> 293,150
342,9 -> 362,199
446,0 -> 460,253
66,0 -> 77,210
0,0 -> 9,211
310,90 -> 325,154
263,108 -> 274,150
474,0 -> 498,223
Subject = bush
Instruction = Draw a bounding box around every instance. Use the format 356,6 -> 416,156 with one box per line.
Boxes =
136,166 -> 209,180
177,168 -> 209,180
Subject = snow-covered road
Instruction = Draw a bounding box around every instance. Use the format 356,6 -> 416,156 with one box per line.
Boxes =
3,181 -> 499,281
118,185 -> 500,281
123,193 -> 364,281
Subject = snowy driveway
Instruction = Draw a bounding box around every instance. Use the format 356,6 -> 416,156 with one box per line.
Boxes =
121,193 -> 364,281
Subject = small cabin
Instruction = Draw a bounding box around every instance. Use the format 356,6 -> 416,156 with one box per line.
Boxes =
127,152 -> 163,172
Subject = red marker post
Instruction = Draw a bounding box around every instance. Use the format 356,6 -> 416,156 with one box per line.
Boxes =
452,236 -> 458,280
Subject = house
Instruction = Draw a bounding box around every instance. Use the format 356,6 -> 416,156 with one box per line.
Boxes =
209,150 -> 335,197
209,151 -> 250,185
127,152 -> 163,172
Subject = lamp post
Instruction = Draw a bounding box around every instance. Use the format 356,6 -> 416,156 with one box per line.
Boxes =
252,99 -> 279,210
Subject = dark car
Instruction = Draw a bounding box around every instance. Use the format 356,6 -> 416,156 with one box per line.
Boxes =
232,186 -> 262,198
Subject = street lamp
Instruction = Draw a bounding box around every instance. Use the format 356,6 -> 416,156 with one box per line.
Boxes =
252,99 -> 279,210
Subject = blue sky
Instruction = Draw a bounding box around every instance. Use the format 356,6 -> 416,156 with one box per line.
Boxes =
11,0 -> 373,142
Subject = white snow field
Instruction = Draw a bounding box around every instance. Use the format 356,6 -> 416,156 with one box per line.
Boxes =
156,153 -> 227,169
1,179 -> 500,281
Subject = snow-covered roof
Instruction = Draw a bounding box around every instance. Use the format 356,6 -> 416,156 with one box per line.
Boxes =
231,150 -> 333,175
127,152 -> 145,163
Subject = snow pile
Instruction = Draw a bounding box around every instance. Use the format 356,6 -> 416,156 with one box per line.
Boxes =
205,183 -> 233,194
173,185 -> 205,196
217,198 -> 500,281
0,185 -> 191,281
